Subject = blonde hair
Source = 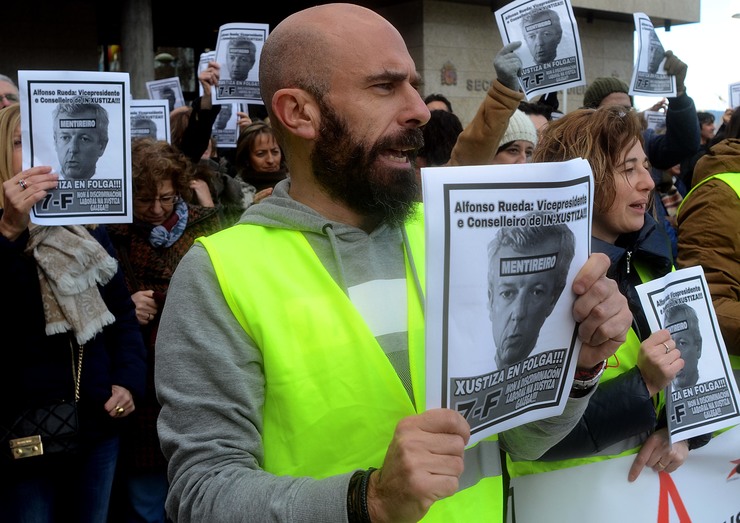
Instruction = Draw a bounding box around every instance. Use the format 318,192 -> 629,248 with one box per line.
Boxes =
0,106 -> 103,229
0,104 -> 21,206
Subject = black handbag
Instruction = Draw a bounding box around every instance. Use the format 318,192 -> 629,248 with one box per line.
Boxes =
2,341 -> 83,460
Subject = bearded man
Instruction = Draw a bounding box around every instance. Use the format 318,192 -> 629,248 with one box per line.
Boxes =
154,4 -> 631,522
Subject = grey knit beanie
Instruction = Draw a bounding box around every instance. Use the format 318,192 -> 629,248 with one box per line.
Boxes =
498,110 -> 538,150
583,77 -> 631,109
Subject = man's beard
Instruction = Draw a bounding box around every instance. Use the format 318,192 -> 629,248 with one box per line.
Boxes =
311,101 -> 423,227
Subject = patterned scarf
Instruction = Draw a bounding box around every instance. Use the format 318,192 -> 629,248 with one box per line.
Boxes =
149,200 -> 189,248
25,225 -> 117,345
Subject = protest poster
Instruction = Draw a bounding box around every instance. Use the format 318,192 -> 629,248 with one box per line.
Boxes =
146,77 -> 185,112
730,81 -> 740,111
508,424 -> 740,522
423,158 -> 593,445
630,13 -> 677,98
214,22 -> 268,104
18,70 -> 133,225
130,99 -> 170,143
494,0 -> 586,99
644,110 -> 667,133
211,102 -> 239,148
636,266 -> 740,443
198,50 -> 216,98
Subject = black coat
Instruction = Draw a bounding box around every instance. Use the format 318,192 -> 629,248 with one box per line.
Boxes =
0,220 -> 146,464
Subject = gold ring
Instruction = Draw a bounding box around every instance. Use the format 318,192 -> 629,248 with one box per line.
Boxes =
656,460 -> 665,469
18,178 -> 28,190
663,342 -> 671,354
115,406 -> 125,415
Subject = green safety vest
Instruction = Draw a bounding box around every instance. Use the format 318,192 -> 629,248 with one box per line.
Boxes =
198,205 -> 503,522
507,261 -> 667,477
678,172 -> 740,371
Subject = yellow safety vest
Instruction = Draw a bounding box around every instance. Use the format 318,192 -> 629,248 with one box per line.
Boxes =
199,205 -> 503,522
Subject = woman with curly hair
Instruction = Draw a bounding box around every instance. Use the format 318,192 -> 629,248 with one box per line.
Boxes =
106,138 -> 226,522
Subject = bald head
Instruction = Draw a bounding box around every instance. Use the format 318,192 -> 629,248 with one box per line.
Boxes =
260,4 -> 405,123
257,3 -> 428,229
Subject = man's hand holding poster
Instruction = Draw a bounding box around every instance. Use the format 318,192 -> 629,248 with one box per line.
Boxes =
423,158 -> 593,445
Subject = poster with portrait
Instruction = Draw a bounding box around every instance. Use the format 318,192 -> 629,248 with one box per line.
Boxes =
145,77 -> 185,113
211,102 -> 239,149
423,158 -> 593,445
214,22 -> 268,104
494,0 -> 586,100
130,99 -> 170,143
729,81 -> 740,111
198,50 -> 216,98
18,70 -> 133,225
630,13 -> 676,98
636,266 -> 740,443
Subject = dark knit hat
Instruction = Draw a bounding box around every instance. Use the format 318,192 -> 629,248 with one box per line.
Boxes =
583,77 -> 631,109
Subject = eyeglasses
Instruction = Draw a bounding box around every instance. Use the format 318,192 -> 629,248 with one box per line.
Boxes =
133,195 -> 181,207
0,93 -> 19,103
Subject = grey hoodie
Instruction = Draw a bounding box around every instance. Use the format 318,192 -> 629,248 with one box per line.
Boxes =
154,179 -> 593,522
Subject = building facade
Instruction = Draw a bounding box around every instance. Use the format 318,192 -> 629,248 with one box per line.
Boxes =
2,1 -> 699,124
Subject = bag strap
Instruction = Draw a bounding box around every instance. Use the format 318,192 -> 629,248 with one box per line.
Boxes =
69,339 -> 84,403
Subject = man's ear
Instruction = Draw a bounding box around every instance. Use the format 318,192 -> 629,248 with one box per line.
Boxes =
271,88 -> 320,140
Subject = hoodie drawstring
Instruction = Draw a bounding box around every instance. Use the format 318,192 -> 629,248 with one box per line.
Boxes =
322,223 -> 349,294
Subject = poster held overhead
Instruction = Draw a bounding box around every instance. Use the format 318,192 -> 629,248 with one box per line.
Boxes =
629,13 -> 677,98
146,77 -> 185,112
214,22 -> 269,104
130,99 -> 171,143
494,0 -> 586,100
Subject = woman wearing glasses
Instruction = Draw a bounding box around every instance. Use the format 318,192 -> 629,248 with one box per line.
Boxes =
106,137 -> 226,523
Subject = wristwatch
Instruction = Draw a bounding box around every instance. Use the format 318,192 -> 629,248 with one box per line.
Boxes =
570,359 -> 607,396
